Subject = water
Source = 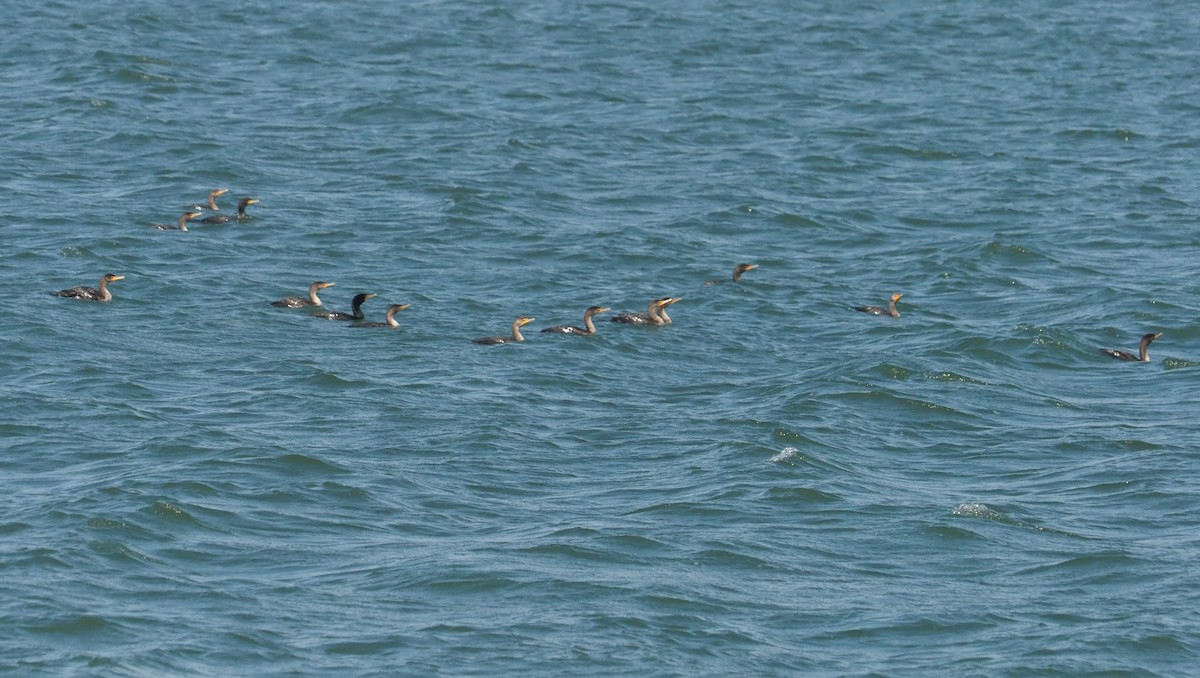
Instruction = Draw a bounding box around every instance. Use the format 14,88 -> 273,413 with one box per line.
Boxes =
3,0 -> 1200,674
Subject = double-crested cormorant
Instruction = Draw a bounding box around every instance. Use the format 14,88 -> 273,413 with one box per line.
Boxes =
152,211 -> 203,231
855,293 -> 903,317
1100,332 -> 1162,362
541,306 -> 610,335
184,188 -> 229,212
474,316 -> 535,344
200,197 -> 258,224
314,293 -> 376,321
56,273 -> 124,302
353,303 -> 412,328
611,297 -> 680,325
705,263 -> 758,285
272,281 -> 335,308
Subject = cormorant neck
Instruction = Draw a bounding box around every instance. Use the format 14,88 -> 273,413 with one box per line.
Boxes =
307,284 -> 323,305
97,278 -> 112,302
511,320 -> 526,342
583,312 -> 596,334
887,299 -> 899,317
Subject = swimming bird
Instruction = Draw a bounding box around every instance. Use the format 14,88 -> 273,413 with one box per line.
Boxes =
474,316 -> 535,345
705,263 -> 758,285
272,281 -> 336,308
353,303 -> 412,328
1099,332 -> 1162,362
199,197 -> 258,224
313,293 -> 376,321
184,188 -> 229,212
55,273 -> 124,302
541,306 -> 610,335
611,297 -> 680,325
854,293 -> 903,317
152,211 -> 203,231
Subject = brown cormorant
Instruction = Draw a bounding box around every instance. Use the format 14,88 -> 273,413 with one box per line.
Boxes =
272,281 -> 335,308
152,211 -> 203,231
854,293 -> 903,317
541,306 -> 610,335
1100,333 -> 1162,362
55,273 -> 124,302
200,197 -> 258,224
353,303 -> 412,328
474,316 -> 535,344
611,297 -> 680,325
705,263 -> 758,285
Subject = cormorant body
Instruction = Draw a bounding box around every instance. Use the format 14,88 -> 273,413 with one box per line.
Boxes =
314,293 -> 376,321
542,306 -> 610,335
855,293 -> 903,317
1100,333 -> 1162,362
55,273 -> 124,302
272,281 -> 335,308
474,316 -> 535,345
200,197 -> 258,224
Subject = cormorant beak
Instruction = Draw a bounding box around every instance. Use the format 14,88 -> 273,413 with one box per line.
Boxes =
323,282 -> 336,288
187,212 -> 203,219
111,275 -> 125,281
597,307 -> 611,314
519,317 -> 535,326
745,264 -> 759,270
215,188 -> 230,196
365,293 -> 378,299
396,304 -> 412,311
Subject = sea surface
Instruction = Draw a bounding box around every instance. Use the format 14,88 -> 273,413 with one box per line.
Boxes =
3,0 -> 1200,675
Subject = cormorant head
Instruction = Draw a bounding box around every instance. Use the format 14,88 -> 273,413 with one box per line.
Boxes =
388,303 -> 412,313
102,273 -> 125,283
238,197 -> 260,209
515,316 -> 536,327
184,211 -> 203,220
1142,332 -> 1163,345
585,306 -> 611,316
656,296 -> 682,308
733,263 -> 759,278
210,188 -> 230,198
890,293 -> 904,303
314,281 -> 336,289
351,292 -> 377,306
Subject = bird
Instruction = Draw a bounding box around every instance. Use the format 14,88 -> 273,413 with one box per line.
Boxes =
313,293 -> 376,321
474,316 -> 536,345
705,263 -> 758,285
55,273 -> 125,302
151,211 -> 203,231
353,303 -> 412,328
541,306 -> 610,335
854,293 -> 903,317
271,281 -> 336,308
611,297 -> 681,325
1099,332 -> 1162,362
199,197 -> 258,224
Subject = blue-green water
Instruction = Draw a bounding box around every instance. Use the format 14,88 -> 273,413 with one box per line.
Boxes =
4,1 -> 1200,674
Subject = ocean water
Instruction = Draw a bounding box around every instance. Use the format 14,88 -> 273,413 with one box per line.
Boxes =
3,0 -> 1200,674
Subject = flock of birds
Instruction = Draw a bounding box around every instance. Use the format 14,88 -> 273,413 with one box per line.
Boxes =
54,189 -> 1164,361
